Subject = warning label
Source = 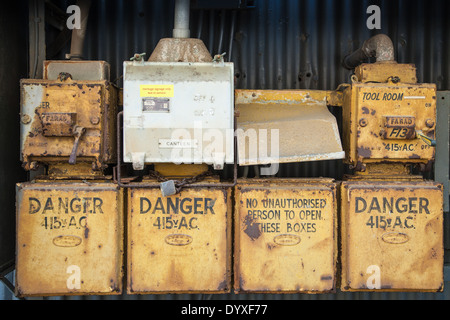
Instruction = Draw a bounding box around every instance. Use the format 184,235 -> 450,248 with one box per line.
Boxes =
240,189 -> 334,242
140,85 -> 174,98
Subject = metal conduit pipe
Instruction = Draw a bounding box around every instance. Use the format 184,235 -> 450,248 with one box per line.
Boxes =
67,0 -> 91,60
173,0 -> 190,38
343,34 -> 395,69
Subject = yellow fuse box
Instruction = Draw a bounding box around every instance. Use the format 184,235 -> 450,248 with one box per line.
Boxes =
20,63 -> 117,177
340,181 -> 444,292
234,179 -> 338,293
15,181 -> 124,297
342,63 -> 437,172
127,186 -> 232,294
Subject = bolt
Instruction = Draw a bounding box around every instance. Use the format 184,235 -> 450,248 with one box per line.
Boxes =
425,119 -> 435,128
21,114 -> 31,124
359,118 -> 368,127
90,116 -> 100,125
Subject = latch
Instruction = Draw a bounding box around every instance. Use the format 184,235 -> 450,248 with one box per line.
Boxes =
69,126 -> 86,165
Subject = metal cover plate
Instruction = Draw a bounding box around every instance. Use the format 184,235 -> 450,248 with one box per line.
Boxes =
127,187 -> 232,294
353,84 -> 436,162
235,90 -> 345,166
123,62 -> 234,170
340,181 -> 444,292
234,179 -> 337,293
20,79 -> 117,170
15,182 -> 124,297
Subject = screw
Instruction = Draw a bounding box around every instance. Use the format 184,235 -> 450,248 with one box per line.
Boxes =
21,114 -> 31,124
90,116 -> 100,125
425,119 -> 435,128
359,118 -> 368,127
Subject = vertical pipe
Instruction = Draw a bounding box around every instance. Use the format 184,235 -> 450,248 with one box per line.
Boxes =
173,0 -> 190,38
69,0 -> 91,60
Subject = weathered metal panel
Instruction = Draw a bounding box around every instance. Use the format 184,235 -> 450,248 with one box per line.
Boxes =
15,182 -> 124,297
44,60 -> 111,81
435,91 -> 450,213
342,64 -> 437,171
234,178 -> 338,293
127,187 -> 232,294
20,78 -> 117,174
341,181 -> 444,292
122,61 -> 234,170
235,90 -> 345,165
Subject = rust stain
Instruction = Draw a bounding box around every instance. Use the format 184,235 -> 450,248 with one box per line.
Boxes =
217,278 -> 229,291
357,147 -> 372,158
243,215 -> 261,241
20,80 -> 118,174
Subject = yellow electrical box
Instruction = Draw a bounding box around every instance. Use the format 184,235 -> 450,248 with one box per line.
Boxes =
127,186 -> 232,294
342,62 -> 436,172
234,179 -> 338,293
15,181 -> 124,297
340,180 -> 444,292
20,75 -> 117,177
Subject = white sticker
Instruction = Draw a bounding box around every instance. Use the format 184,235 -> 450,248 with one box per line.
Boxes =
159,139 -> 198,149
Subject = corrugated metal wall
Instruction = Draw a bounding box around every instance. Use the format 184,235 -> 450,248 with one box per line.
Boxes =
2,0 -> 450,300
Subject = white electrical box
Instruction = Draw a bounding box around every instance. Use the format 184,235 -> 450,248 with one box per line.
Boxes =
123,61 -> 234,170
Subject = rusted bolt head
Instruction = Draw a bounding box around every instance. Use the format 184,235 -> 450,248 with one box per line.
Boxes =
21,114 -> 31,124
425,119 -> 435,128
90,116 -> 100,125
359,118 -> 368,127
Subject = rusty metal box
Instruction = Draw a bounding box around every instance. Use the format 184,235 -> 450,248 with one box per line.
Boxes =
15,181 -> 124,297
234,179 -> 338,293
342,69 -> 437,171
127,186 -> 232,294
340,181 -> 444,292
20,77 -> 117,173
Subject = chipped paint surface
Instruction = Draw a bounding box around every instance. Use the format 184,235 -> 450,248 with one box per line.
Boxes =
340,181 -> 444,292
342,64 -> 437,170
234,179 -> 337,293
15,182 -> 124,297
127,187 -> 232,294
20,79 -> 117,173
